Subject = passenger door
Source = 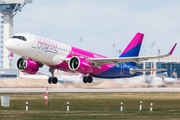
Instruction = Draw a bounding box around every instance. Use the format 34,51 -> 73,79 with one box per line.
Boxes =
31,35 -> 37,49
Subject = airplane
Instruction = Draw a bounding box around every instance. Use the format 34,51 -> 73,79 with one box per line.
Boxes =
4,32 -> 177,84
141,68 -> 178,87
171,69 -> 177,79
161,69 -> 178,84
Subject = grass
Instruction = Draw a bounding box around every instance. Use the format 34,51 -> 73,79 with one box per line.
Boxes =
0,93 -> 180,119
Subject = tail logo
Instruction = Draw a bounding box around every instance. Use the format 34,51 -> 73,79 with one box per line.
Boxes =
173,72 -> 177,77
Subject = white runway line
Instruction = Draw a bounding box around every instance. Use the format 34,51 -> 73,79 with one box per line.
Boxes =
1,88 -> 180,93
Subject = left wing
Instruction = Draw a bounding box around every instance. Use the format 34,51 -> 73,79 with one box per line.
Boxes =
88,43 -> 177,68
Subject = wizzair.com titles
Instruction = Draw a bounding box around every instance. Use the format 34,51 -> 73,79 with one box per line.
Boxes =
36,37 -> 58,54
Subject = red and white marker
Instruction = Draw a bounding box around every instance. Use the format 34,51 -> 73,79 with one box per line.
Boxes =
44,92 -> 48,102
44,87 -> 49,106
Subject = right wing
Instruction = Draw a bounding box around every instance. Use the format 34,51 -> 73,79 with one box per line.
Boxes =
87,43 -> 177,68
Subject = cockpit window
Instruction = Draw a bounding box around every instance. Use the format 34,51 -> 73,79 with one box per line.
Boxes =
12,36 -> 27,41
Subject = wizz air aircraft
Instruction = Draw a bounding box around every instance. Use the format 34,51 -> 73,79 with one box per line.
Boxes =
4,32 -> 177,84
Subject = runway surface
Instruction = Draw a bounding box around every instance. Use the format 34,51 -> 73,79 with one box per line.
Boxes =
1,88 -> 180,93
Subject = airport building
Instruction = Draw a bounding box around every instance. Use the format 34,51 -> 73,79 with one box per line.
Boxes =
0,0 -> 32,79
137,56 -> 180,77
0,0 -> 32,69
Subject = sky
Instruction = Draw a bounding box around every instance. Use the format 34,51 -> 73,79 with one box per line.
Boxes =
11,0 -> 180,58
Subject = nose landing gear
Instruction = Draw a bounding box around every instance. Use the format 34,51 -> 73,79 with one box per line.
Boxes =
83,76 -> 93,83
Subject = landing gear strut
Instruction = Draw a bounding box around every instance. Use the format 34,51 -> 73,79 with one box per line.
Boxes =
83,76 -> 93,83
48,68 -> 58,84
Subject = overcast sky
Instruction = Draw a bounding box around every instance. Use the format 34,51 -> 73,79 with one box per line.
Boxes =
12,0 -> 180,57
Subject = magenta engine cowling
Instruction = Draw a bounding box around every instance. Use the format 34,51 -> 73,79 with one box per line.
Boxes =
17,58 -> 39,74
68,56 -> 93,75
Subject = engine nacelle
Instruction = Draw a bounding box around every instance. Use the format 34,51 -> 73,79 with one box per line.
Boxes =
68,56 -> 93,75
17,58 -> 39,74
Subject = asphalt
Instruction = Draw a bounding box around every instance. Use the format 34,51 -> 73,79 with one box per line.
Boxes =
1,88 -> 180,93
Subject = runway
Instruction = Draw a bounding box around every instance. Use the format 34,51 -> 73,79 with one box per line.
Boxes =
1,88 -> 180,93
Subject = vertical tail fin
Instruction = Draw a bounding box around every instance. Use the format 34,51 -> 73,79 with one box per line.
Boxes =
171,69 -> 177,78
120,32 -> 144,66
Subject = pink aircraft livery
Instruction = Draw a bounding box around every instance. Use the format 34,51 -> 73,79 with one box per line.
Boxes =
5,32 -> 177,84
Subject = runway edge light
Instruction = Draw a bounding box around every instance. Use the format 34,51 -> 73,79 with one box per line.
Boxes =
139,101 -> 142,111
26,101 -> 28,111
67,102 -> 69,111
150,103 -> 153,111
120,102 -> 123,111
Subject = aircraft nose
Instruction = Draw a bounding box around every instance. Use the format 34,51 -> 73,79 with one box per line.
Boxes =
5,39 -> 12,50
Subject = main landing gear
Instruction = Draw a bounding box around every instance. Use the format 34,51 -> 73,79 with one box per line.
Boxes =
48,68 -> 58,84
83,76 -> 93,83
48,77 -> 58,84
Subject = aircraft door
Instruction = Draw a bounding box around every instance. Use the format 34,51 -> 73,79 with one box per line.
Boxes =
31,35 -> 37,49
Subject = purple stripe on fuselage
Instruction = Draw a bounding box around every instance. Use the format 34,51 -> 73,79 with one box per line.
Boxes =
48,46 -> 113,76
120,33 -> 144,56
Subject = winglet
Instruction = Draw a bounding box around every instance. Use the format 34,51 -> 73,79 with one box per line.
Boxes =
169,43 -> 177,55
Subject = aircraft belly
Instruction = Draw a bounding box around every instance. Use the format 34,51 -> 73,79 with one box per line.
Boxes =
92,68 -> 132,78
48,61 -> 72,72
91,66 -> 143,79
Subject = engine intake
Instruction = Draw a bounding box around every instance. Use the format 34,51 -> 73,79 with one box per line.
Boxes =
68,56 -> 93,74
17,58 -> 39,74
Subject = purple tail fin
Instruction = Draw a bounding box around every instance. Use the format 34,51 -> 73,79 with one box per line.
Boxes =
120,32 -> 144,66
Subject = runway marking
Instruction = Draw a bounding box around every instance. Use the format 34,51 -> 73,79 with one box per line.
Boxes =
1,88 -> 180,93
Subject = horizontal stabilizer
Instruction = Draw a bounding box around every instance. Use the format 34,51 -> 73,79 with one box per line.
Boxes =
130,69 -> 166,74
